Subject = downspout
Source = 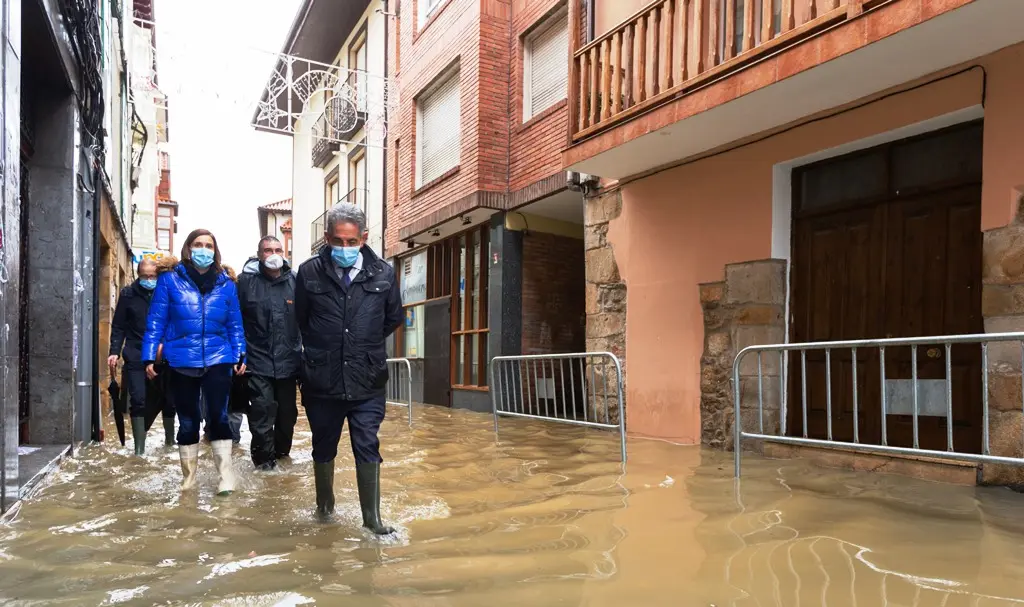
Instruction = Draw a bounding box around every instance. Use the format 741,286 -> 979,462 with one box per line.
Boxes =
382,0 -> 389,258
0,0 -> 10,509
91,161 -> 102,443
585,0 -> 594,42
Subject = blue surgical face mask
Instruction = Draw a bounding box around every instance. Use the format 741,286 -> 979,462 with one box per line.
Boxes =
191,248 -> 215,269
140,278 -> 158,290
331,245 -> 360,268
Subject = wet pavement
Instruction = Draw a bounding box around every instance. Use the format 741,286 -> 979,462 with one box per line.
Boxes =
1,404 -> 1024,606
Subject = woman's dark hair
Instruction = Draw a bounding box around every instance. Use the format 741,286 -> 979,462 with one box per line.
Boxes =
181,228 -> 223,273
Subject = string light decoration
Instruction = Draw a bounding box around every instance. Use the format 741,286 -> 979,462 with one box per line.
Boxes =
127,18 -> 396,149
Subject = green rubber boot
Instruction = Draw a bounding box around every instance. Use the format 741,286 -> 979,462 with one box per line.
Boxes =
131,417 -> 147,456
163,415 -> 176,446
314,461 -> 335,517
356,462 -> 395,535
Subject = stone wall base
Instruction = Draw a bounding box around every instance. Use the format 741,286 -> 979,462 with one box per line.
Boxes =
980,198 -> 1024,486
700,259 -> 786,451
585,189 -> 626,423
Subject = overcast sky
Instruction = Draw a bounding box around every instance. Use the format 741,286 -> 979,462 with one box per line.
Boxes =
155,0 -> 300,269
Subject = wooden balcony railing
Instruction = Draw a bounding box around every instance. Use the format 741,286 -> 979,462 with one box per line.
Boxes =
570,0 -> 872,141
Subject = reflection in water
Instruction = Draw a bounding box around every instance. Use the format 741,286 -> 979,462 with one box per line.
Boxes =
0,406 -> 1023,605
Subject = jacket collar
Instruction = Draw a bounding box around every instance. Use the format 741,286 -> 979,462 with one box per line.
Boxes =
131,279 -> 154,299
174,262 -> 228,287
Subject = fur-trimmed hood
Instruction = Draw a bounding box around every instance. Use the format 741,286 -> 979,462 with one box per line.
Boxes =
154,255 -> 237,283
155,255 -> 179,274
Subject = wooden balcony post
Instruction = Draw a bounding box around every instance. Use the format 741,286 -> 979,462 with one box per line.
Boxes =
626,23 -> 636,108
638,13 -> 648,102
612,31 -> 623,115
762,0 -> 774,42
589,46 -> 600,126
579,53 -> 590,129
601,38 -> 612,120
724,0 -> 736,60
680,0 -> 689,81
708,0 -> 720,70
743,0 -> 755,52
567,0 -> 581,140
652,5 -> 661,96
666,0 -> 675,89
693,0 -> 703,74
783,0 -> 795,31
847,0 -> 865,17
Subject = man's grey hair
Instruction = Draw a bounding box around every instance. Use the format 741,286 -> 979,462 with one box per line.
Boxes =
326,202 -> 367,234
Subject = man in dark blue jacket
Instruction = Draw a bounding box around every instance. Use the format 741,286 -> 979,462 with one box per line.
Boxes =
108,259 -> 173,454
239,236 -> 301,470
295,203 -> 402,533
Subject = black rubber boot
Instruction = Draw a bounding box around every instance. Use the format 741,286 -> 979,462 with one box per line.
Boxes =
163,415 -> 176,446
314,461 -> 335,517
356,462 -> 395,535
131,417 -> 147,456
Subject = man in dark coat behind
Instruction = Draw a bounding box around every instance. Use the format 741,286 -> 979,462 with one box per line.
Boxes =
238,236 -> 301,470
295,202 -> 402,533
108,259 -> 174,454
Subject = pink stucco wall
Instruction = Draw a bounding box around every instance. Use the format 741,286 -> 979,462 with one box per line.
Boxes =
609,42 -> 1024,442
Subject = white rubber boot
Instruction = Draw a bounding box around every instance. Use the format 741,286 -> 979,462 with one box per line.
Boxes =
179,444 -> 200,491
211,439 -> 236,496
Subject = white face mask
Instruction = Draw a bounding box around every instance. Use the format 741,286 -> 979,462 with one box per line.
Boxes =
263,254 -> 284,270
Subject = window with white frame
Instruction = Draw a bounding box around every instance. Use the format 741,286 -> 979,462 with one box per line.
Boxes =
523,9 -> 568,121
416,66 -> 461,187
419,0 -> 444,27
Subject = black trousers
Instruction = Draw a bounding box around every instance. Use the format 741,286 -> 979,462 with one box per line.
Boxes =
246,375 -> 298,466
304,395 -> 385,465
170,365 -> 234,445
122,365 -> 173,422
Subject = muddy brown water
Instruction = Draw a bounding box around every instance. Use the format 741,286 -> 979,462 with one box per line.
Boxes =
1,405 -> 1023,606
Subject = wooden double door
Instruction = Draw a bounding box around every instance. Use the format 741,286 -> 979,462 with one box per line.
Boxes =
789,121 -> 984,453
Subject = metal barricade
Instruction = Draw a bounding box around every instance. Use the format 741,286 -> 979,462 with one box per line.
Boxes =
385,358 -> 413,426
490,352 -> 626,463
733,332 -> 1024,477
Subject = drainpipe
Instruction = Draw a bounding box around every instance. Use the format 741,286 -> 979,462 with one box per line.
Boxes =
585,0 -> 594,43
0,0 -> 10,510
381,0 -> 389,258
90,163 -> 102,443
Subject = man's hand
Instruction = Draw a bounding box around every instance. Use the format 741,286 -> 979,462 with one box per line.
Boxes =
145,364 -> 158,380
107,355 -> 119,374
234,363 -> 247,376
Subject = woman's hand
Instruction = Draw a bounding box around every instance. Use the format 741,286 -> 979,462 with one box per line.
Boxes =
146,364 -> 158,380
234,363 -> 247,376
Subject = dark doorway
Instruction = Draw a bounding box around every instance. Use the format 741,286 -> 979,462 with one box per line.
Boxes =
790,121 -> 984,453
423,298 -> 451,407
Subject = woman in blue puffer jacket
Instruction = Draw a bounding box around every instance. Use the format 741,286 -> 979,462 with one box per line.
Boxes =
142,229 -> 246,495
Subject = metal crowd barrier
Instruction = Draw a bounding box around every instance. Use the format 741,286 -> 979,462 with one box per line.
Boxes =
385,358 -> 413,426
490,352 -> 626,463
733,332 -> 1024,477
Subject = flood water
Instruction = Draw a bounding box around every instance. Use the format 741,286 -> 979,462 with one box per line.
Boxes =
2,405 -> 1024,606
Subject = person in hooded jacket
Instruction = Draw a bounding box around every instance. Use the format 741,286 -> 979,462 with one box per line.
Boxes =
108,259 -> 175,454
238,235 -> 301,470
295,203 -> 402,533
142,229 -> 246,495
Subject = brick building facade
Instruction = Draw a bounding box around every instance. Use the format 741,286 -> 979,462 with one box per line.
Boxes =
387,0 -> 587,411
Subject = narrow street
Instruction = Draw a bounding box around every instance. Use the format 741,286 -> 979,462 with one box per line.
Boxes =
2,405 -> 1024,605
